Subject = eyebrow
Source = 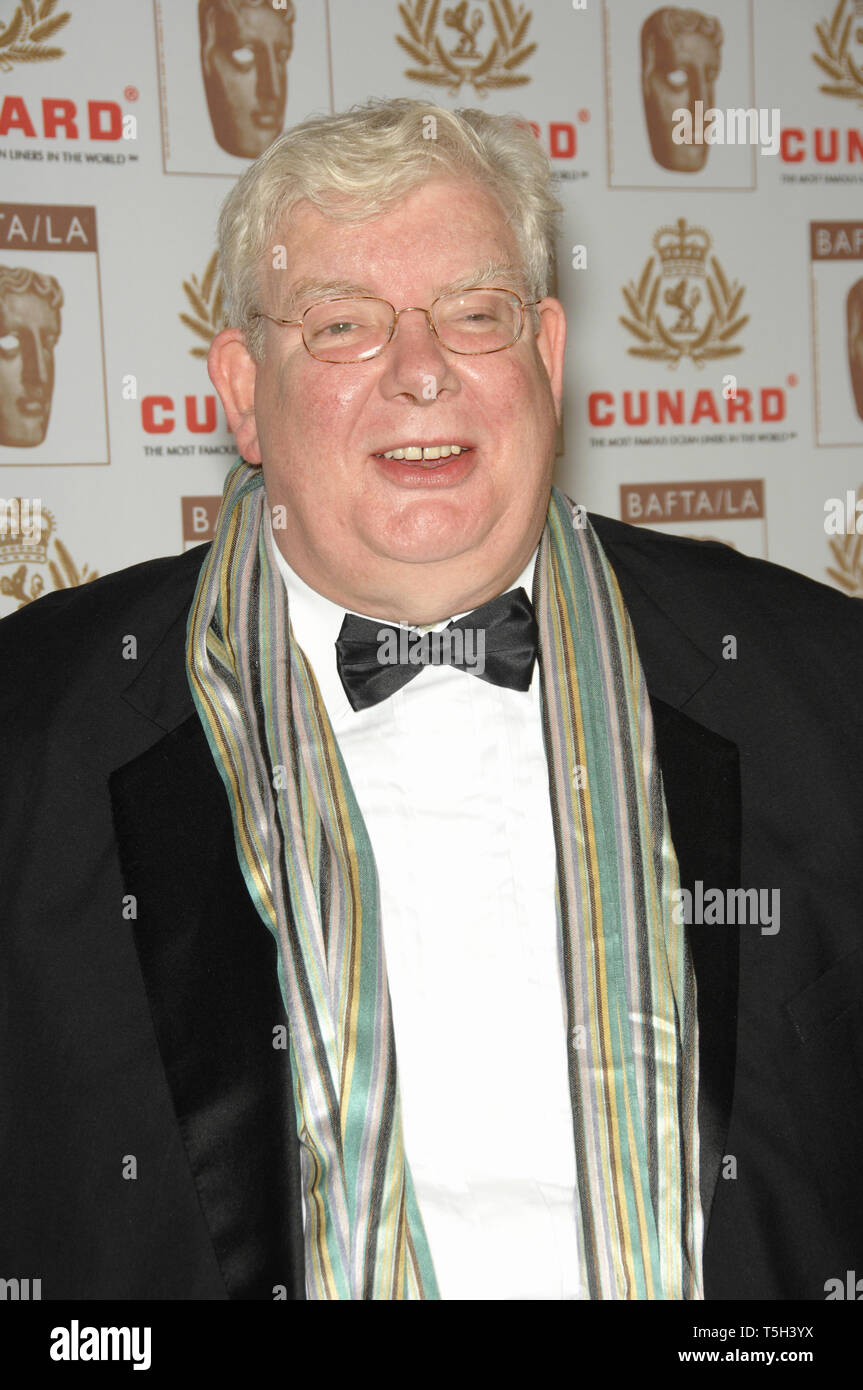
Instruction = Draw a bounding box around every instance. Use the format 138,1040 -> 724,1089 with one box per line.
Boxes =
279,260 -> 526,317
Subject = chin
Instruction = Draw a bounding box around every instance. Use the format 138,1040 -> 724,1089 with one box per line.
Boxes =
375,510 -> 490,566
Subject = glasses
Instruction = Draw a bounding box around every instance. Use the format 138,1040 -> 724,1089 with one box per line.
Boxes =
251,287 -> 541,363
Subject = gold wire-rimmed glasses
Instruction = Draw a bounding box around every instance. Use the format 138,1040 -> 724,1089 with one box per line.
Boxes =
250,286 -> 542,363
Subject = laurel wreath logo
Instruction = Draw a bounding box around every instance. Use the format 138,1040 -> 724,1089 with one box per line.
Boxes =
827,488 -> 863,597
397,0 -> 535,97
0,0 -> 70,72
812,0 -> 863,104
181,252 -> 225,360
620,255 -> 749,369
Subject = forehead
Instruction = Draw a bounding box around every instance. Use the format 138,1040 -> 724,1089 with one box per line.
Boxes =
0,291 -> 59,329
268,176 -> 522,304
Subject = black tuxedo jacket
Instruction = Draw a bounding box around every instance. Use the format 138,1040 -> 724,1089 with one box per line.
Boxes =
2,515 -> 862,1301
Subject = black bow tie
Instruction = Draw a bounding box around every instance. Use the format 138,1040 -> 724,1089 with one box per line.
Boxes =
335,587 -> 538,712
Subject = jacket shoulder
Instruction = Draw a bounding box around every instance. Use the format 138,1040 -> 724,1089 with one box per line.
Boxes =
589,512 -> 862,632
0,544 -> 209,723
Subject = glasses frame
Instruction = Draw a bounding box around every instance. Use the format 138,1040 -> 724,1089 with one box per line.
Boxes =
250,286 -> 543,363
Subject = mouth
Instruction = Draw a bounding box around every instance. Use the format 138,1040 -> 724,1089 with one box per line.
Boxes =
370,441 -> 477,489
371,442 -> 473,468
18,399 -> 47,417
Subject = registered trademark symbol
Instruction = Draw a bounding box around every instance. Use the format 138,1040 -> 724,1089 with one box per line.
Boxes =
124,86 -> 139,102
786,373 -> 798,387
578,109 -> 590,122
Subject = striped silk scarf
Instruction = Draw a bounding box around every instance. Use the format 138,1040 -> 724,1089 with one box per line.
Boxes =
186,459 -> 703,1300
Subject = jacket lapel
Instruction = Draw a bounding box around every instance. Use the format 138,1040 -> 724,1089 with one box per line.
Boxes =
109,578 -> 305,1300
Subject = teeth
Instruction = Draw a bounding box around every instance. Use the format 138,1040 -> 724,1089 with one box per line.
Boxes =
381,444 -> 465,460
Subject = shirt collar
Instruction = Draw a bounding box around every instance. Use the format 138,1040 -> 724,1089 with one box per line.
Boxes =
266,510 -> 539,723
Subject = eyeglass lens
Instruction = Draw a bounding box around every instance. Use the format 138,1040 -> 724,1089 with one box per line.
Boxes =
301,289 -> 524,362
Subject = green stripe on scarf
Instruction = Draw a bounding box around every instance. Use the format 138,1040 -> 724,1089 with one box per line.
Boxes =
187,460 -> 703,1299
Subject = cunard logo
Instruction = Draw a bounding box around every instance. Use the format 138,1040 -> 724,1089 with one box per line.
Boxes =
397,0 -> 535,98
620,218 -> 748,370
181,250 -> 225,360
0,498 -> 97,611
813,0 -> 863,105
0,0 -> 70,73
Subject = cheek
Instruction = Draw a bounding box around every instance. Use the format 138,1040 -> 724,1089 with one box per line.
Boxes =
257,364 -> 369,477
484,356 -> 553,443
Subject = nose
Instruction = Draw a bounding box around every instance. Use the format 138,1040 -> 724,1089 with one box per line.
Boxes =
377,307 -> 460,404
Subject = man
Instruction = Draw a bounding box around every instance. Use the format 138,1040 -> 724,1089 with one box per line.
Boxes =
2,98 -> 862,1302
199,0 -> 295,160
0,264 -> 62,448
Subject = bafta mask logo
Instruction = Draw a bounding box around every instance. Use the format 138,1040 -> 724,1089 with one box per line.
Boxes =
0,0 -> 71,73
199,0 -> 295,159
0,265 -> 63,448
812,0 -> 863,105
620,218 -> 748,369
848,277 -> 863,419
641,6 -> 723,172
397,0 -> 536,98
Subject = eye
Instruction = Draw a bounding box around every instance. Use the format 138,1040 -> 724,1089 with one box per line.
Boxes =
0,332 -> 20,357
41,333 -> 58,350
322,320 -> 359,336
230,46 -> 255,71
664,67 -> 688,91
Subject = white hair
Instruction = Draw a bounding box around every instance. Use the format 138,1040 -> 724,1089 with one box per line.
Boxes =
216,97 -> 561,359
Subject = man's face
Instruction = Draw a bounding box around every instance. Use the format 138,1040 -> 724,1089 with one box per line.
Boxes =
214,175 -> 565,624
642,15 -> 721,172
201,1 -> 294,159
848,277 -> 863,421
0,290 -> 60,447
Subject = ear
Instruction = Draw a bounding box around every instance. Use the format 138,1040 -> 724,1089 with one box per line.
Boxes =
534,298 -> 567,424
208,327 -> 261,464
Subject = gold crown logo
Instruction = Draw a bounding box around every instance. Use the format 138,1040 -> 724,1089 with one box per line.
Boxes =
654,219 -> 711,278
0,500 -> 54,565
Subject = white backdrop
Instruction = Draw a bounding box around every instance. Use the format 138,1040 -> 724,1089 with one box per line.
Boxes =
1,0 -> 861,617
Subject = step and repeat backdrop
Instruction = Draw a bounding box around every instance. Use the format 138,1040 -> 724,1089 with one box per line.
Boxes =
1,0 -> 862,617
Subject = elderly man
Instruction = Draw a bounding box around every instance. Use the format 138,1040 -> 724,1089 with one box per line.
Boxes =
2,98 -> 862,1304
